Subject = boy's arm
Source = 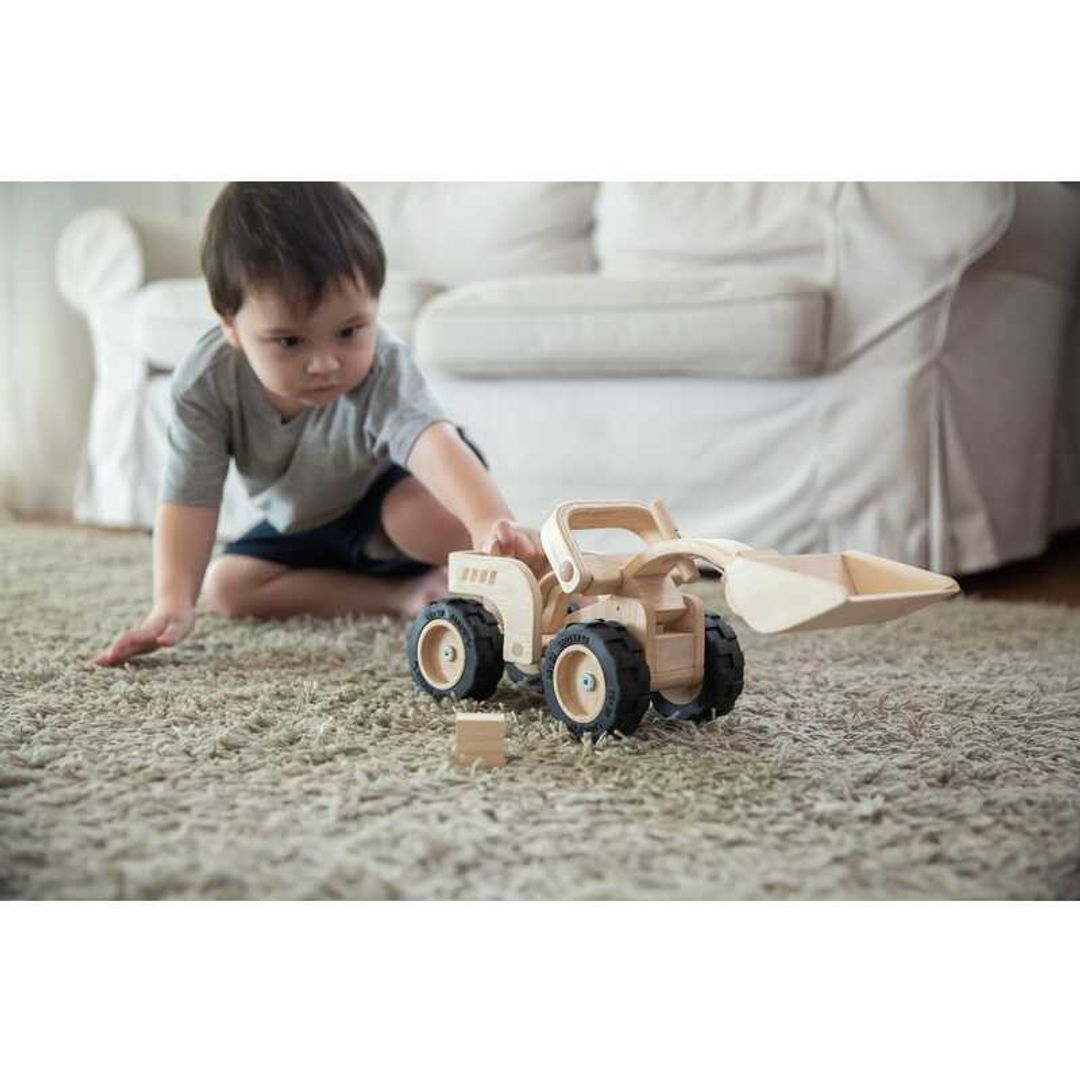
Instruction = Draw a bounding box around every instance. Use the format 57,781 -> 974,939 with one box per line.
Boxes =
93,502 -> 219,666
153,502 -> 221,610
405,422 -> 544,568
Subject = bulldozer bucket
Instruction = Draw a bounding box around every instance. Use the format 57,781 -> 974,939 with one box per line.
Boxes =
722,550 -> 960,634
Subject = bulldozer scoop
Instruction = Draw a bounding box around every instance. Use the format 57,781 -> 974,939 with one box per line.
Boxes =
723,550 -> 960,634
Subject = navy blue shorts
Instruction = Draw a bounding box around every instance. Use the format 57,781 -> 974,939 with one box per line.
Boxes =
223,428 -> 486,577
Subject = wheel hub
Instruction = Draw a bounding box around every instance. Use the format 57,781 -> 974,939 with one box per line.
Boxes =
416,619 -> 466,691
553,645 -> 607,724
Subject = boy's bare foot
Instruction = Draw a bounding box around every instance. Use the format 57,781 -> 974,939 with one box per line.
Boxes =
397,567 -> 449,619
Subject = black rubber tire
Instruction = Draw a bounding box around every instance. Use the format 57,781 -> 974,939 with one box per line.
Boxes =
541,620 -> 651,739
505,663 -> 543,693
407,599 -> 504,701
651,612 -> 744,722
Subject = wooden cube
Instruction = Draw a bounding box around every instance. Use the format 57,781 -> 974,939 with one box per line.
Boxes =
454,712 -> 507,767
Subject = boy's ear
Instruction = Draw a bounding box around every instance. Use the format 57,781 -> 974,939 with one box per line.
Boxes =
220,318 -> 241,350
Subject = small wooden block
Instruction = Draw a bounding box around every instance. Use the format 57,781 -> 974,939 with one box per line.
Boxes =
454,712 -> 507,767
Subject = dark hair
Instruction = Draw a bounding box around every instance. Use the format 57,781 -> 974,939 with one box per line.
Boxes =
200,182 -> 386,318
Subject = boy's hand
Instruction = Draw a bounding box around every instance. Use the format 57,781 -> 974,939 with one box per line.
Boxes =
93,605 -> 195,667
477,519 -> 548,576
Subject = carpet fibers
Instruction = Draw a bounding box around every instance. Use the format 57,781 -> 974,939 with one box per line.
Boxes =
2,524 -> 1078,900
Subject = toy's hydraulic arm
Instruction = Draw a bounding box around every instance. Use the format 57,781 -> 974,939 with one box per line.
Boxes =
542,501 -> 959,635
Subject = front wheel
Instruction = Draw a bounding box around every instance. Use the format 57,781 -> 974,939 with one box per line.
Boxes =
407,599 -> 504,701
542,620 -> 651,739
651,612 -> 744,722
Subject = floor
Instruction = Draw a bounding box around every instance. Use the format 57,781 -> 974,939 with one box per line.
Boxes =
13,518 -> 1080,607
958,528 -> 1080,607
6,522 -> 1078,900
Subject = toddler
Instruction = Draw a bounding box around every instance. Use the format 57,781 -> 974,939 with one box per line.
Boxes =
95,182 -> 541,666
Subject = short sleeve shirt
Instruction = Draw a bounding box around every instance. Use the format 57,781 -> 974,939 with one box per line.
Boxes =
161,324 -> 450,533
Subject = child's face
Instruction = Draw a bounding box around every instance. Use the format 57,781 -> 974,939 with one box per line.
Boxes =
221,274 -> 378,414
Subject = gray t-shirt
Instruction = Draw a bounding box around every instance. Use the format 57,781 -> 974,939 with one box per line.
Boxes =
162,323 -> 450,533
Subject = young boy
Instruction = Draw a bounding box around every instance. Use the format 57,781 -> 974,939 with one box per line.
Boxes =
94,183 -> 542,667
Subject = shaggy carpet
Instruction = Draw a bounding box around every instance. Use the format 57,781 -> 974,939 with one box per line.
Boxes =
1,524 -> 1078,900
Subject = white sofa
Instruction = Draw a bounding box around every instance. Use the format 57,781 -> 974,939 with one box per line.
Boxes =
56,182 -> 1080,575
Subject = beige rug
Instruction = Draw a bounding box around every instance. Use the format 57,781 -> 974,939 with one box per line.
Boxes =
2,524 -> 1078,899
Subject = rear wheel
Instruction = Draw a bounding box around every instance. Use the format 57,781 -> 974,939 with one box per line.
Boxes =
542,621 -> 650,739
651,612 -> 744,722
505,663 -> 543,693
407,599 -> 504,701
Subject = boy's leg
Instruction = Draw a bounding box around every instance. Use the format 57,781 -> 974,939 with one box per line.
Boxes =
204,425 -> 487,621
203,554 -> 446,620
378,475 -> 472,565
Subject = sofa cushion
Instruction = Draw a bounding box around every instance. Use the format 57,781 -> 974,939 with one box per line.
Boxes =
134,271 -> 444,370
595,182 -> 836,279
349,183 -> 598,286
413,274 -> 828,378
133,279 -> 215,371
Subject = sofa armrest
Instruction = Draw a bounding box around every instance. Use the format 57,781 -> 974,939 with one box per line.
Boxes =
56,208 -> 145,314
56,208 -> 203,315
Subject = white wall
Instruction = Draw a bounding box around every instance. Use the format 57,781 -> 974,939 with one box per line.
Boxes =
0,182 -> 223,517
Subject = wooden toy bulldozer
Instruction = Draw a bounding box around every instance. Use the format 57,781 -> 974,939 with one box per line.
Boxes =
407,500 -> 960,739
